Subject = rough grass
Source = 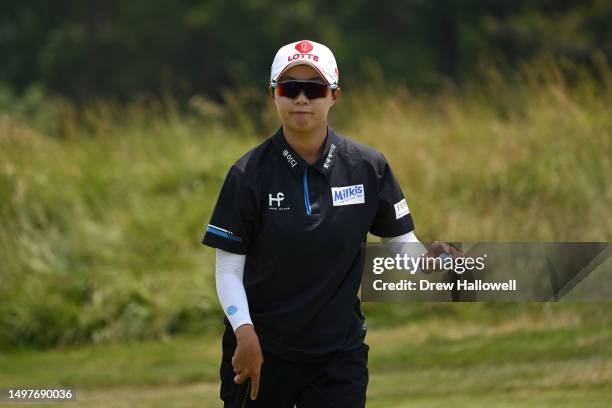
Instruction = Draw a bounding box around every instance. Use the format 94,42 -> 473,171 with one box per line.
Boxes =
0,56 -> 611,350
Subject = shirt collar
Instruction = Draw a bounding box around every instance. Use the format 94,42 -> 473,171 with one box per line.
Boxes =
271,126 -> 341,179
312,127 -> 341,178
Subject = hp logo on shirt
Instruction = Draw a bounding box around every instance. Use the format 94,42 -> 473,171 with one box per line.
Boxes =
269,192 -> 285,207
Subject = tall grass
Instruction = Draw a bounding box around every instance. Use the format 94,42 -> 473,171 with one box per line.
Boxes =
1,56 -> 610,350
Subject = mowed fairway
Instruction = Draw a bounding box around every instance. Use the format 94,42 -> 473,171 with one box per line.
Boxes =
2,306 -> 611,407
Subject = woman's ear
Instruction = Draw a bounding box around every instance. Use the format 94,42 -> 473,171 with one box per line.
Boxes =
331,87 -> 341,102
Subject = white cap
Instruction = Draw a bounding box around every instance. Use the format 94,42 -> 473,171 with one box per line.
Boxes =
270,40 -> 339,87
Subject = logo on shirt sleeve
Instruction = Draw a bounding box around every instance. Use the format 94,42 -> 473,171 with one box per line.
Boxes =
332,184 -> 365,206
207,224 -> 242,241
394,198 -> 410,219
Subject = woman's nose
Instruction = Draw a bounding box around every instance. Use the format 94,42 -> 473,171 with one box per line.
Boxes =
294,90 -> 309,103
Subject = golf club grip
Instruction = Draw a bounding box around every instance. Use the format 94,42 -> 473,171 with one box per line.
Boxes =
231,378 -> 251,408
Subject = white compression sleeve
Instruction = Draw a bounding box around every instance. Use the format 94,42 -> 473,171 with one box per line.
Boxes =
381,231 -> 429,273
215,248 -> 253,332
381,230 -> 428,256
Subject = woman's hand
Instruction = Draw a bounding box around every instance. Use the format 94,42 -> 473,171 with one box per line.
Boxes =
424,241 -> 464,272
427,241 -> 463,259
232,324 -> 264,400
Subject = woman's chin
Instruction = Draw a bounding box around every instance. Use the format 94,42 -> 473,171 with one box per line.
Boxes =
288,118 -> 318,132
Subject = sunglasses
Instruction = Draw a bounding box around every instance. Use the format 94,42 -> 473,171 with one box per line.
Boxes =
274,80 -> 335,99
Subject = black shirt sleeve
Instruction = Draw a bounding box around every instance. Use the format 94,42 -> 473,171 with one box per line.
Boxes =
202,165 -> 255,255
369,154 -> 415,237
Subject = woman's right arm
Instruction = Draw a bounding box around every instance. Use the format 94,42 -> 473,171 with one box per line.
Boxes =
215,248 -> 263,400
215,248 -> 253,331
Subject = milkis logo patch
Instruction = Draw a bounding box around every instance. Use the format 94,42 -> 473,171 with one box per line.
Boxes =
332,184 -> 365,206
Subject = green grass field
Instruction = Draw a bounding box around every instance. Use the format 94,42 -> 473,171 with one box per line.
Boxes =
1,304 -> 611,407
1,58 -> 611,406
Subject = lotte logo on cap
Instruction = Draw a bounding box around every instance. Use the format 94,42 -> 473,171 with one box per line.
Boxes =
295,40 -> 313,53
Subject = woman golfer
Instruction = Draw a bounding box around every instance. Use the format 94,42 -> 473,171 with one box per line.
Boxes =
203,39 -> 460,407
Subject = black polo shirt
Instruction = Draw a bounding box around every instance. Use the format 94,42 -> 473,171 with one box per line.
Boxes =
202,126 -> 414,362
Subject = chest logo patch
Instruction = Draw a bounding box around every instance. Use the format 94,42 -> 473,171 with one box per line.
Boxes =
268,192 -> 291,211
332,184 -> 365,206
269,192 -> 285,207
